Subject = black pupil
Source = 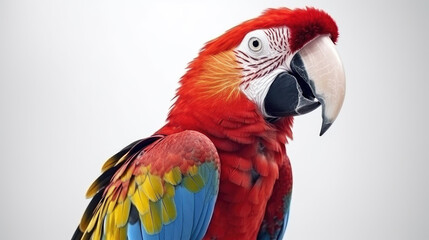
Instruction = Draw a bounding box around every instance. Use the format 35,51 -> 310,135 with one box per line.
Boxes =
252,40 -> 259,48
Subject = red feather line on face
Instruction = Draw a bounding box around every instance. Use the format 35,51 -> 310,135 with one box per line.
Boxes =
266,27 -> 290,54
235,27 -> 291,89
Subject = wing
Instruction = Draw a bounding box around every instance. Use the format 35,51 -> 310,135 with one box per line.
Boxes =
257,160 -> 293,240
72,130 -> 220,240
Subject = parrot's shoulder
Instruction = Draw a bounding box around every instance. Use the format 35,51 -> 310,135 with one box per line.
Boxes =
73,130 -> 220,240
140,130 -> 220,172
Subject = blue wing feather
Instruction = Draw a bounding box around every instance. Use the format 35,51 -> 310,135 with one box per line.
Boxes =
176,185 -> 194,240
142,226 -> 161,240
192,164 -> 217,240
194,193 -> 217,240
127,221 -> 143,240
192,186 -> 204,236
162,211 -> 176,240
172,187 -> 184,240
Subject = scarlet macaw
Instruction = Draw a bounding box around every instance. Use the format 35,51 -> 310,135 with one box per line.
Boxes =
72,7 -> 345,240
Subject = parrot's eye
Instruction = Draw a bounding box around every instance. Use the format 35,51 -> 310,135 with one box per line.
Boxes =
248,37 -> 262,52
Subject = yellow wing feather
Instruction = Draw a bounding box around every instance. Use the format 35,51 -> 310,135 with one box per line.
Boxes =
183,173 -> 205,192
113,198 -> 131,227
163,167 -> 182,185
164,183 -> 175,198
85,209 -> 99,233
161,196 -> 177,224
142,173 -> 164,202
141,201 -> 163,234
130,187 -> 150,215
127,181 -> 137,197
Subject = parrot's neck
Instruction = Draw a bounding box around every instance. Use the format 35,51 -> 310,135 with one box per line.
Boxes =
157,94 -> 293,155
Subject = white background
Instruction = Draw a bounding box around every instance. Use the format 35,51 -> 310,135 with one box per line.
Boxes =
1,0 -> 428,239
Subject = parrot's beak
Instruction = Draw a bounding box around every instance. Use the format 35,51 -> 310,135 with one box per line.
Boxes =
264,35 -> 345,135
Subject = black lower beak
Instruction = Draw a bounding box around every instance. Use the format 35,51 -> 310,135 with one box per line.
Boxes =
264,68 -> 320,118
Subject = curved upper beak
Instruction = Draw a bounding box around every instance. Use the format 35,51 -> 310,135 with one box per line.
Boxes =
264,35 -> 345,135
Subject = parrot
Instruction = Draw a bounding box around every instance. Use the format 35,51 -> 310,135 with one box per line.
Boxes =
72,7 -> 345,240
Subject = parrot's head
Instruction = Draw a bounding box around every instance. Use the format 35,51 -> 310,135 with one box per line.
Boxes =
167,7 -> 345,137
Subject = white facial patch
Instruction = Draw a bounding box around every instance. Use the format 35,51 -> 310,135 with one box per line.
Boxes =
235,27 -> 293,117
241,68 -> 287,117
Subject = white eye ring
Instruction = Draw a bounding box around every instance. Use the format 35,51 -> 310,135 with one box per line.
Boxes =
248,37 -> 262,52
